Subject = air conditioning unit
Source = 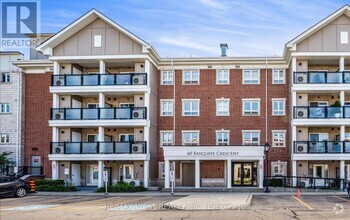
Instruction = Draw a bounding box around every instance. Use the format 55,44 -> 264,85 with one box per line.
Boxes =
296,143 -> 308,153
296,73 -> 307,83
132,109 -> 144,119
132,75 -> 145,85
131,143 -> 144,154
54,110 -> 64,120
296,108 -> 308,118
54,76 -> 65,86
125,179 -> 141,186
54,144 -> 64,154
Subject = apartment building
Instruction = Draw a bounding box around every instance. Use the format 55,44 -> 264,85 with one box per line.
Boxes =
0,51 -> 24,167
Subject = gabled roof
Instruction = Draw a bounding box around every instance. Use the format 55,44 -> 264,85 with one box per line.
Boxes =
37,9 -> 152,53
286,4 -> 350,48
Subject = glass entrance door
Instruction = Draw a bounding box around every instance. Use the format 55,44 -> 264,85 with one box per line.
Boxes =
232,162 -> 255,186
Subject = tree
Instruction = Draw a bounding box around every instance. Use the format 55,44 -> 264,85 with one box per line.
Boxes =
0,151 -> 11,167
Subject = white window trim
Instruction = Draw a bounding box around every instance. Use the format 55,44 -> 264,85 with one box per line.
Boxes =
216,98 -> 230,116
272,98 -> 286,116
182,70 -> 200,85
182,130 -> 200,145
215,130 -> 230,145
272,130 -> 286,147
161,70 -> 174,85
94,35 -> 102,47
242,130 -> 260,145
242,69 -> 260,84
216,69 -> 230,85
340,31 -> 349,44
242,98 -> 260,116
0,103 -> 11,113
182,99 -> 200,116
0,133 -> 10,144
272,69 -> 286,84
1,72 -> 11,83
160,99 -> 174,116
160,130 -> 174,147
271,161 -> 287,176
119,133 -> 135,142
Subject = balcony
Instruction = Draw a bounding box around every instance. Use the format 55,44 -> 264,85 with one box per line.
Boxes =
51,73 -> 147,86
51,107 -> 147,120
50,141 -> 147,154
294,106 -> 350,119
294,141 -> 350,154
294,71 -> 350,84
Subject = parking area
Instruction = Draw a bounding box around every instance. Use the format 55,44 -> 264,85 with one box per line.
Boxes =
0,194 -> 349,219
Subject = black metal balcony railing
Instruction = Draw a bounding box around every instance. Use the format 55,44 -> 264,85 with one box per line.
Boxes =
0,165 -> 43,177
294,71 -> 350,84
51,107 -> 147,120
294,141 -> 350,154
294,106 -> 350,119
50,141 -> 147,154
51,73 -> 147,86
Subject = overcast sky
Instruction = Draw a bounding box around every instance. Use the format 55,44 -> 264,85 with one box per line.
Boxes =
12,0 -> 350,58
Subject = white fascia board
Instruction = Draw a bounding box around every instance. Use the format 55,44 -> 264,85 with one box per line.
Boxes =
49,120 -> 149,128
49,153 -> 150,161
50,86 -> 150,94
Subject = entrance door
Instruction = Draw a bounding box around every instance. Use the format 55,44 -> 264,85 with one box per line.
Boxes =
182,163 -> 195,186
233,163 -> 254,186
71,163 -> 81,186
122,165 -> 134,181
104,167 -> 112,186
31,156 -> 42,175
86,164 -> 98,186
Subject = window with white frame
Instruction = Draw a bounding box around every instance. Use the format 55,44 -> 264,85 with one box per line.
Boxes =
272,131 -> 286,147
216,130 -> 229,145
272,99 -> 285,116
271,162 -> 287,176
242,131 -> 260,145
243,70 -> 259,84
160,100 -> 174,116
216,69 -> 229,84
183,70 -> 199,85
0,134 -> 9,144
160,131 -> 174,146
272,70 -> 285,84
216,99 -> 230,116
161,70 -> 173,85
158,161 -> 175,179
1,73 -> 10,83
182,99 -> 199,116
0,103 -> 10,113
242,99 -> 260,116
94,35 -> 102,47
341,31 -> 349,44
182,131 -> 199,145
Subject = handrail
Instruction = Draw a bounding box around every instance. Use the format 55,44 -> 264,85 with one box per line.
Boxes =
293,71 -> 350,84
293,141 -> 350,153
293,106 -> 350,118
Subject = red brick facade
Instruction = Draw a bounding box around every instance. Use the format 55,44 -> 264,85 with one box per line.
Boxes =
24,72 -> 52,177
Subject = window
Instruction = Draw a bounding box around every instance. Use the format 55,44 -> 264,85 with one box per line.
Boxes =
242,99 -> 260,116
94,35 -> 102,47
160,100 -> 174,116
216,99 -> 230,116
272,99 -> 285,116
0,103 -> 10,113
87,134 -> 97,142
1,73 -> 10,83
182,99 -> 199,116
161,70 -> 174,85
182,131 -> 199,145
216,130 -> 229,145
183,70 -> 199,85
0,134 -> 9,144
272,131 -> 286,147
272,70 -> 285,84
242,131 -> 260,145
160,131 -> 174,146
341,31 -> 349,44
119,134 -> 135,142
243,70 -> 259,84
158,161 -> 175,179
216,69 -> 229,84
271,162 -> 287,176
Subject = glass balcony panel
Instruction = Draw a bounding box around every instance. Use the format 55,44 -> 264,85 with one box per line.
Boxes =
66,143 -> 81,154
99,142 -> 114,153
327,107 -> 342,118
83,74 -> 98,86
309,107 -> 325,118
66,75 -> 82,86
115,142 -> 130,153
116,74 -> 131,85
327,142 -> 342,153
100,108 -> 114,119
82,143 -> 97,154
82,109 -> 98,119
344,142 -> 350,153
65,109 -> 81,120
327,72 -> 342,83
100,74 -> 115,85
116,108 -> 131,119
309,72 -> 326,83
344,107 -> 350,118
344,72 -> 350,83
308,142 -> 326,153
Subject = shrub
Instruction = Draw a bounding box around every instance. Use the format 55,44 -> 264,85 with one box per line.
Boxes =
96,182 -> 146,193
264,178 -> 283,187
35,179 -> 76,192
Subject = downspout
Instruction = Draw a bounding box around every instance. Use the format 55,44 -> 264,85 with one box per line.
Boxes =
265,57 -> 268,143
172,59 -> 175,144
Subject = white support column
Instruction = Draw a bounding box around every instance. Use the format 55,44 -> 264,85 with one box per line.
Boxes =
143,160 -> 149,188
292,91 -> 297,107
52,127 -> 59,142
51,161 -> 59,180
339,57 -> 345,72
227,159 -> 232,188
195,159 -> 200,188
53,61 -> 60,75
98,160 -> 104,188
144,92 -> 150,120
340,91 -> 345,106
292,160 -> 297,187
53,93 -> 59,108
143,126 -> 149,153
340,125 -> 345,141
144,59 -> 150,86
164,160 -> 170,188
98,126 -> 104,142
258,159 -> 264,189
99,60 -> 106,74
99,93 -> 105,108
340,160 -> 345,190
